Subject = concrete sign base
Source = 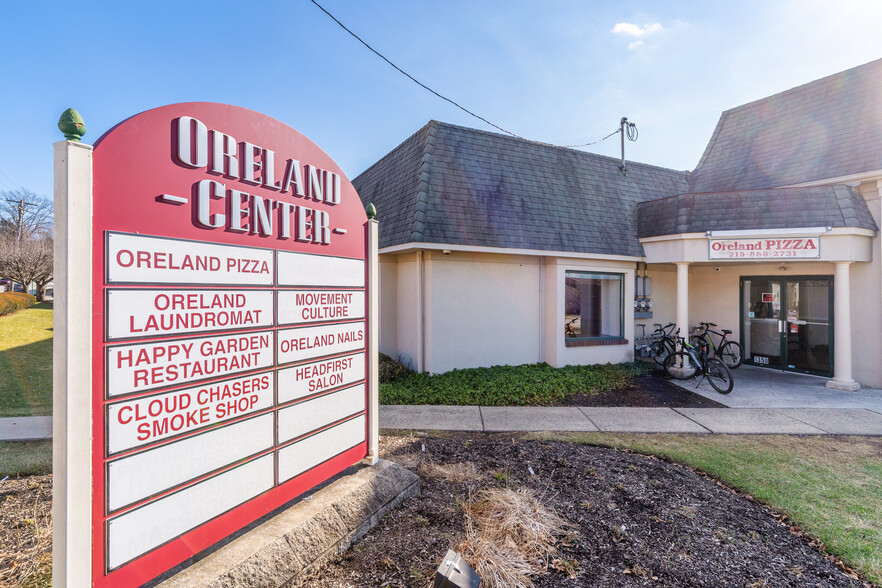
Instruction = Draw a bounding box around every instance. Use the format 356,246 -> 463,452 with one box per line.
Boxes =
154,460 -> 418,588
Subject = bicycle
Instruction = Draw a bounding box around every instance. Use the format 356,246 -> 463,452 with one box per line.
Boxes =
689,322 -> 743,369
664,330 -> 734,394
647,322 -> 677,366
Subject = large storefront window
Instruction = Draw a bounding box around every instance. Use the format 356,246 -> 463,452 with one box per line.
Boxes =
564,271 -> 623,340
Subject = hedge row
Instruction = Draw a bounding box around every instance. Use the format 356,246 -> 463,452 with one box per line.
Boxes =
0,292 -> 36,316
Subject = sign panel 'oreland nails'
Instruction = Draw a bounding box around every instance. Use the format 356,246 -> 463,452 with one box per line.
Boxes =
71,102 -> 376,586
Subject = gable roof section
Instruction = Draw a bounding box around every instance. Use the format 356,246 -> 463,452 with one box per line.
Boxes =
637,185 -> 878,239
353,121 -> 690,257
691,58 -> 882,192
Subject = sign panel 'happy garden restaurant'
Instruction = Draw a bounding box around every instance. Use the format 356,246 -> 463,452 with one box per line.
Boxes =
53,103 -> 379,587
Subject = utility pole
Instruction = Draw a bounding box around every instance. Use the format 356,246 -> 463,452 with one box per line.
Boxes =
6,198 -> 33,241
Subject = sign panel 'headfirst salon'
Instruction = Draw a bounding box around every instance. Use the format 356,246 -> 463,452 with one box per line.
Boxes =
172,116 -> 345,244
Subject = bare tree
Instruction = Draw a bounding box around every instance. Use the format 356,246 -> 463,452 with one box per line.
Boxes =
0,190 -> 54,301
0,235 -> 53,300
0,189 -> 53,239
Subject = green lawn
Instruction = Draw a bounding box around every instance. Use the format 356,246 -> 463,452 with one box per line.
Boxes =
534,432 -> 882,586
0,441 -> 52,477
0,302 -> 53,417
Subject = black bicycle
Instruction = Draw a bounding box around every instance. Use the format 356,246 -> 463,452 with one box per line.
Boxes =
648,322 -> 677,366
664,330 -> 734,394
690,322 -> 743,369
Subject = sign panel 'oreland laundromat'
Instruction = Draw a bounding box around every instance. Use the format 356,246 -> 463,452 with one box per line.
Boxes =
88,103 -> 373,586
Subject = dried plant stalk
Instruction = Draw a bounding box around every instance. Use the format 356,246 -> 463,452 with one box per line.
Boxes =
455,488 -> 570,588
418,461 -> 482,483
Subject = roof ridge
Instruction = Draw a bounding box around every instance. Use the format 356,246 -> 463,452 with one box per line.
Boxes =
692,110 -> 729,180
354,123 -> 432,179
430,120 -> 689,175
718,57 -> 882,118
411,121 -> 437,241
832,184 -> 880,231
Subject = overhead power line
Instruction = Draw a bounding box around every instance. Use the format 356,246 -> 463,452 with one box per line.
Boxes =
0,167 -> 23,192
308,0 -> 624,150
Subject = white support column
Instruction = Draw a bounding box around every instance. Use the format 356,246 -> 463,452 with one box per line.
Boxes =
52,140 -> 93,588
675,262 -> 690,343
362,219 -> 380,465
828,261 -> 861,391
416,250 -> 424,372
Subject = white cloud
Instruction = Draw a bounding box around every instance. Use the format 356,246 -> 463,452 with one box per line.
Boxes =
628,41 -> 645,50
612,22 -> 663,38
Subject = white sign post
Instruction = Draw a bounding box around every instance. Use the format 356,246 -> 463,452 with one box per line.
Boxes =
53,136 -> 94,588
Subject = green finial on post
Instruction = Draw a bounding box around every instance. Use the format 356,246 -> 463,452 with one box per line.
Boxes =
58,108 -> 86,142
366,202 -> 376,220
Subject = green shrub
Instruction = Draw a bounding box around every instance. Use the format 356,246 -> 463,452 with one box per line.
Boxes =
379,361 -> 649,406
0,292 -> 36,317
379,353 -> 414,383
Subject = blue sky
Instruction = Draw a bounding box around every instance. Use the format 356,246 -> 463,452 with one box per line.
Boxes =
1,0 -> 880,198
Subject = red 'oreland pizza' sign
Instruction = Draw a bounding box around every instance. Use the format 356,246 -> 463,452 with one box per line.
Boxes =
708,237 -> 821,260
90,103 -> 371,586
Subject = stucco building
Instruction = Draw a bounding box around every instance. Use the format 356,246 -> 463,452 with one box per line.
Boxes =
353,58 -> 882,390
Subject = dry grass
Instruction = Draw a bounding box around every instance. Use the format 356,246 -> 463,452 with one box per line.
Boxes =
418,461 -> 482,484
456,488 -> 570,588
0,475 -> 52,587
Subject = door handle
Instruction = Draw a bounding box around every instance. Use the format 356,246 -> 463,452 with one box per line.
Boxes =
778,320 -> 783,333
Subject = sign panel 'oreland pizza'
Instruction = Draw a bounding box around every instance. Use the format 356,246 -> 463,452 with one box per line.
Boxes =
708,237 -> 821,259
91,103 -> 371,586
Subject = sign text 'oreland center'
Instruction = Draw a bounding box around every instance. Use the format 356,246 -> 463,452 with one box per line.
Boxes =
172,116 -> 348,243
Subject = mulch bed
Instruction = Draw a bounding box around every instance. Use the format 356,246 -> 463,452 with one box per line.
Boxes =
308,434 -> 867,588
557,369 -> 727,408
0,474 -> 52,587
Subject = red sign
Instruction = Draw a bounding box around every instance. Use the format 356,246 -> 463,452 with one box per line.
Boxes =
91,103 -> 369,586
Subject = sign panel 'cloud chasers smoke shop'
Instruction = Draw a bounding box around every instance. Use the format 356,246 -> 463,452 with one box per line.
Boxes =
57,103 -> 376,586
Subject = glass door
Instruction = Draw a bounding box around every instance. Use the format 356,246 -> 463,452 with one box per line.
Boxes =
742,277 -> 783,368
740,276 -> 833,376
784,278 -> 832,375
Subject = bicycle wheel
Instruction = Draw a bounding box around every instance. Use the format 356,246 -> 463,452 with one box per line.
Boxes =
651,339 -> 674,366
664,351 -> 698,380
718,341 -> 743,369
705,358 -> 734,394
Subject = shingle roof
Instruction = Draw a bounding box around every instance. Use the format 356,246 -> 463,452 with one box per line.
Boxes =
353,121 -> 690,257
637,185 -> 878,239
690,58 -> 882,192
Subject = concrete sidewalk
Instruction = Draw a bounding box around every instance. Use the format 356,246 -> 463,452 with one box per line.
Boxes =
673,365 -> 882,411
0,416 -> 52,441
6,379 -> 882,441
379,405 -> 882,435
